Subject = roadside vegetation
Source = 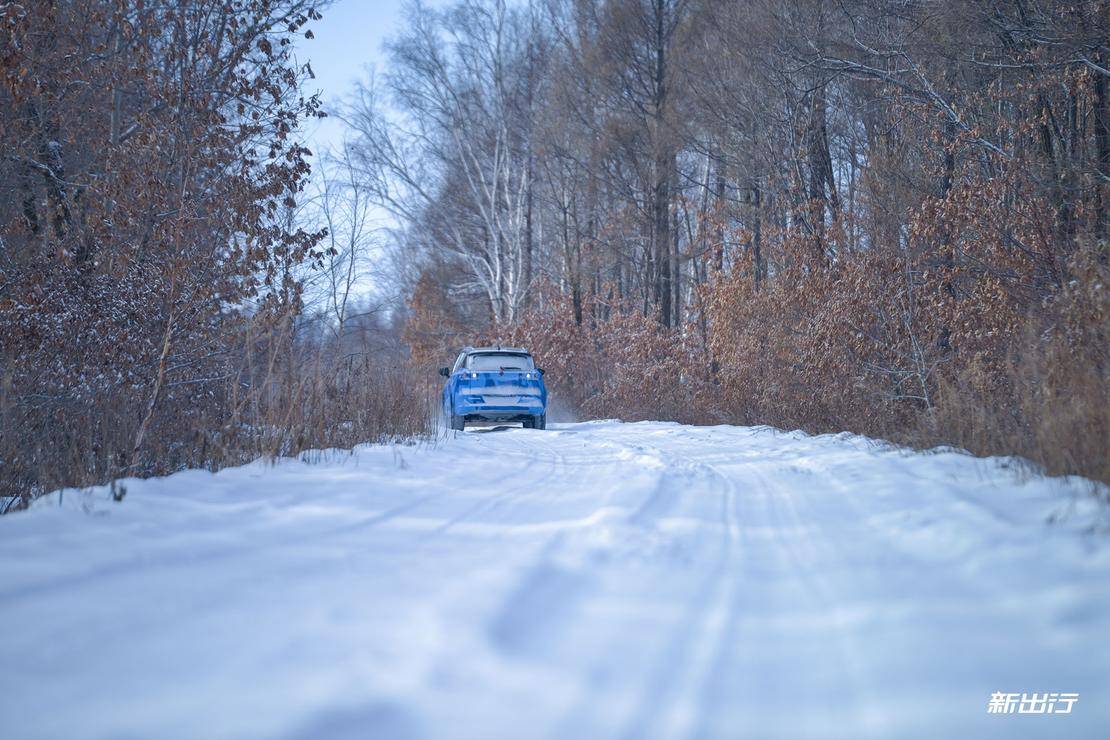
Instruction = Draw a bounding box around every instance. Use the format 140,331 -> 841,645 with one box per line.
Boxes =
376,0 -> 1108,484
0,1 -> 428,512
2,0 -> 1106,512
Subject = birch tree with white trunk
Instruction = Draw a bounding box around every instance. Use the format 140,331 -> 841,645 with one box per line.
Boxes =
346,0 -> 543,325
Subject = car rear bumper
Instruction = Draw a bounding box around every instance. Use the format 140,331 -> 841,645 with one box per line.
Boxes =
455,399 -> 545,421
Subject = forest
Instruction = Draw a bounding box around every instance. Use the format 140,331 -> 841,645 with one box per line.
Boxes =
2,0 -> 1107,510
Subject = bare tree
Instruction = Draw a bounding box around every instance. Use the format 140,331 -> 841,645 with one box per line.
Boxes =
345,0 -> 547,325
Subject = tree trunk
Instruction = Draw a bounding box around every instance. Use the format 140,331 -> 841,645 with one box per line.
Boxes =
652,0 -> 672,327
714,157 -> 726,270
806,84 -> 833,264
751,181 -> 763,289
524,151 -> 534,306
1095,52 -> 1110,241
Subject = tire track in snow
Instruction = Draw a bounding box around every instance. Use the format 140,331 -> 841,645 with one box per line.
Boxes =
594,431 -> 879,739
620,460 -> 743,740
689,450 -> 926,739
479,434 -> 676,663
754,461 -> 882,734
423,427 -> 662,538
544,431 -> 745,740
287,431 -> 575,541
426,432 -> 569,536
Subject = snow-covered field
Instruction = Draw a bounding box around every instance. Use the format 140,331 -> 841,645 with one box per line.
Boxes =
1,421 -> 1107,740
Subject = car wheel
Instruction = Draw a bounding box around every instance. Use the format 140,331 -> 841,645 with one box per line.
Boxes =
445,400 -> 464,431
531,413 -> 546,430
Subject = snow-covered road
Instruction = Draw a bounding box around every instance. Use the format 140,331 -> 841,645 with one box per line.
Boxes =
2,421 -> 1107,740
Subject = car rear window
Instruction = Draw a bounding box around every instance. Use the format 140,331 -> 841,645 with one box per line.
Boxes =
466,353 -> 534,371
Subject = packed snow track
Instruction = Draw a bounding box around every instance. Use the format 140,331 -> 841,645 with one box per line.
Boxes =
2,421 -> 1107,740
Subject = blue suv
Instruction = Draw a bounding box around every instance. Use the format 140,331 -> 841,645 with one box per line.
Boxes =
439,347 -> 548,430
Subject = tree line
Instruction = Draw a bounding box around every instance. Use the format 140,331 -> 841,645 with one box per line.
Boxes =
349,0 -> 1107,482
0,1 -> 425,510
1,0 -> 1105,507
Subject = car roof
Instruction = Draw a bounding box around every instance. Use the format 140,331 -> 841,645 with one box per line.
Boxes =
464,346 -> 530,355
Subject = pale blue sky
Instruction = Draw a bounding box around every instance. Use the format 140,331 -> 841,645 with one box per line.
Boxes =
296,0 -> 409,158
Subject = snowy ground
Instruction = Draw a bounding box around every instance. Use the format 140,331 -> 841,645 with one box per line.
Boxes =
1,421 -> 1107,740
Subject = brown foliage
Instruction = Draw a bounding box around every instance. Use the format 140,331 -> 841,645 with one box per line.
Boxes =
384,0 -> 1107,485
0,2 -> 430,510
471,286 -> 709,423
